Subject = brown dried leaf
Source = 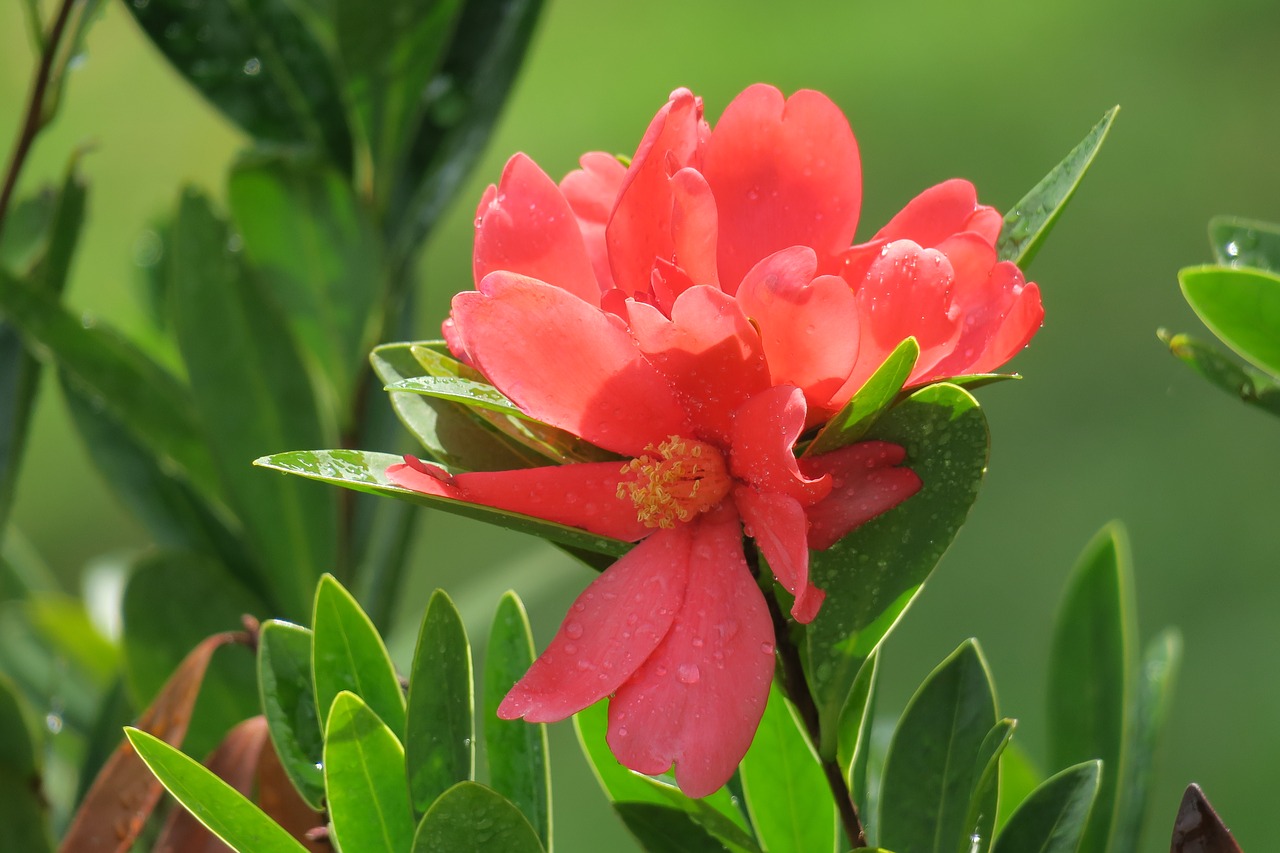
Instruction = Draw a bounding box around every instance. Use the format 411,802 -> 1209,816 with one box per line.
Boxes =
1171,783 -> 1244,853
257,730 -> 328,852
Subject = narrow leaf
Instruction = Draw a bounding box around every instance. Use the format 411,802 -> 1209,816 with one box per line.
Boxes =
126,728 -> 307,853
995,741 -> 1043,833
412,781 -> 545,853
406,590 -> 474,812
1160,329 -> 1280,418
483,592 -> 549,847
312,575 -> 406,736
324,691 -> 415,853
879,640 -> 998,853
257,620 -> 325,810
806,337 -> 919,456
997,106 -> 1119,269
837,651 -> 880,823
1209,215 -> 1280,272
963,720 -> 1016,853
1047,523 -> 1135,853
991,761 -> 1101,853
1179,265 -> 1280,378
0,674 -> 51,853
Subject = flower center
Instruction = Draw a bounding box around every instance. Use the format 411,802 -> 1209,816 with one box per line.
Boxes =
616,436 -> 732,529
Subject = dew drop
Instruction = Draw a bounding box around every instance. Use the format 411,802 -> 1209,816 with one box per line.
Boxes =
761,642 -> 775,655
691,637 -> 704,648
677,663 -> 700,684
243,57 -> 262,76
565,620 -> 584,639
45,711 -> 63,734
618,726 -> 629,737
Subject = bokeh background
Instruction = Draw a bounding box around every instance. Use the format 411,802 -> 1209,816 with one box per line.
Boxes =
3,0 -> 1279,849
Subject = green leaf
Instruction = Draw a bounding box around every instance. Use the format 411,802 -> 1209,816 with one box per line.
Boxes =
256,448 -> 630,558
740,681 -> 836,853
388,375 -> 527,415
879,640 -> 998,853
125,728 -> 308,853
406,590 -> 474,813
1159,330 -> 1280,418
325,691 -> 416,853
371,342 -> 539,471
412,781 -> 546,853
806,338 -> 919,456
1111,628 -> 1182,853
991,761 -> 1101,853
124,0 -> 351,167
228,150 -> 385,407
0,671 -> 42,774
257,620 -> 325,810
122,551 -> 264,760
0,191 -> 57,277
997,106 -> 1118,269
806,383 -> 989,756
0,671 -> 51,852
963,720 -> 1016,853
1047,523 -> 1135,853
0,600 -> 101,734
995,741 -> 1043,833
389,0 -> 546,262
837,651 -> 879,823
312,574 -> 406,737
614,803 -> 736,853
333,0 -> 465,207
1208,215 -> 1280,272
1179,265 -> 1280,378
170,188 -> 337,619
483,592 -> 550,847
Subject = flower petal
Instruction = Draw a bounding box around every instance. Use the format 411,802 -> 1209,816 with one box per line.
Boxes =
474,154 -> 600,305
873,178 -> 1001,248
735,247 -> 861,414
606,510 -> 774,797
669,167 -> 720,291
498,526 -> 693,723
627,286 -> 771,445
735,486 -> 824,623
386,456 -> 651,542
798,441 -> 923,550
455,273 -> 689,456
561,151 -> 627,292
703,84 -> 862,291
729,385 -> 830,504
929,259 -> 1043,379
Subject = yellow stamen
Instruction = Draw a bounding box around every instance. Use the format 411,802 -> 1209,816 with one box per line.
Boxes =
616,436 -> 731,529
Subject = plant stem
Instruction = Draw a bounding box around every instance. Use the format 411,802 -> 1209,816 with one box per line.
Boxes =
751,547 -> 868,847
0,0 -> 77,236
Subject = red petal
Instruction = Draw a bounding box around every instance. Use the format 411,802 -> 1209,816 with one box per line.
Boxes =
799,442 -> 922,550
561,152 -> 627,292
607,89 -> 707,298
498,527 -> 693,722
669,167 -> 720,290
874,179 -> 998,248
735,247 -> 861,414
454,273 -> 688,456
627,286 -> 770,445
473,154 -> 600,305
735,486 -> 824,622
703,84 -> 862,291
605,510 -> 774,797
387,457 -> 650,542
972,276 -> 1043,375
728,385 -> 830,504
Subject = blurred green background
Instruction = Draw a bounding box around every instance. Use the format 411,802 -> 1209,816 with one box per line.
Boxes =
4,0 -> 1279,849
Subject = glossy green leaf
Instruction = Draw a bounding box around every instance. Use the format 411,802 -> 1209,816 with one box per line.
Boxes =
1208,215 -> 1280,272
484,592 -> 549,847
122,551 -> 263,760
740,681 -> 836,853
125,727 -> 308,853
171,189 -> 337,619
333,0 -> 464,206
963,720 -> 1016,853
574,700 -> 759,852
1111,628 -> 1182,853
124,0 -> 351,167
312,574 -> 406,736
0,763 -> 51,853
1159,330 -> 1280,418
991,761 -> 1101,853
325,691 -> 415,853
614,803 -> 736,853
806,383 -> 989,756
1047,523 -> 1135,853
412,781 -> 546,853
0,190 -> 57,276
995,741 -> 1043,833
257,620 -> 325,810
837,651 -> 879,823
228,150 -> 385,406
997,106 -> 1118,269
406,590 -> 474,812
879,640 -> 998,853
807,338 -> 918,456
1179,265 -> 1280,378
389,0 -> 546,262
388,375 -> 527,415
256,449 -> 630,558
371,342 -> 539,471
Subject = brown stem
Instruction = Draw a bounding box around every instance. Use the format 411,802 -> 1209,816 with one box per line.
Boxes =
0,0 -> 77,236
749,546 -> 867,847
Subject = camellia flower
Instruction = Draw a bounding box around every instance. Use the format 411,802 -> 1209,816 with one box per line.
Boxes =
388,83 -> 1043,796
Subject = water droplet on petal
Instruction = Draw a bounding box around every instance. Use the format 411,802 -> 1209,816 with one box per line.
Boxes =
761,642 -> 775,655
678,664 -> 700,684
565,621 -> 584,639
